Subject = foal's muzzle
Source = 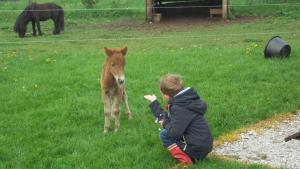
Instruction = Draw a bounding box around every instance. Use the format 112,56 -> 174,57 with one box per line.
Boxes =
118,79 -> 124,84
115,75 -> 125,86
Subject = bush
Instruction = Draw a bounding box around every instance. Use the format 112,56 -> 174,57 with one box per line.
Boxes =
231,0 -> 300,18
81,0 -> 97,8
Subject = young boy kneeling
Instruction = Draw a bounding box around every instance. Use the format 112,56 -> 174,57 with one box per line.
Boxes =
144,74 -> 213,167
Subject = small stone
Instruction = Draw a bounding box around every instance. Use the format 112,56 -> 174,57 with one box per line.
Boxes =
257,153 -> 267,160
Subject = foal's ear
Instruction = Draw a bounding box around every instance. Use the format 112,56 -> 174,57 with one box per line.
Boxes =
121,46 -> 128,56
104,47 -> 113,57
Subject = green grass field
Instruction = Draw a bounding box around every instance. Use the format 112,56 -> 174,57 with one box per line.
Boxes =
0,0 -> 300,168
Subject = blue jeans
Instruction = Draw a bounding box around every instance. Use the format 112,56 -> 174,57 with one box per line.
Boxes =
159,129 -> 180,148
159,129 -> 209,162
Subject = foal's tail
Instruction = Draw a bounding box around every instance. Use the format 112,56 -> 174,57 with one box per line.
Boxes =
58,8 -> 64,31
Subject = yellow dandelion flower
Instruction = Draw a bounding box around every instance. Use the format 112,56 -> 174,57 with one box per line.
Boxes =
46,58 -> 52,63
252,43 -> 258,48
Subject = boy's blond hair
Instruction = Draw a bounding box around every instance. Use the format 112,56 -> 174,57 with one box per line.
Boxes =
160,74 -> 184,97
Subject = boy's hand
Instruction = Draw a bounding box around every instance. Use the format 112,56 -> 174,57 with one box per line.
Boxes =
144,94 -> 157,102
159,120 -> 164,128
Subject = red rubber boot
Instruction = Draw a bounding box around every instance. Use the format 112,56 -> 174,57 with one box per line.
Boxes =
168,144 -> 193,167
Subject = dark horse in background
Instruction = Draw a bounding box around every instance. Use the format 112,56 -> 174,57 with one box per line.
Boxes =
14,3 -> 64,38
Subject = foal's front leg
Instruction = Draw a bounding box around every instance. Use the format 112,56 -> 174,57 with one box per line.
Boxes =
112,94 -> 122,132
123,90 -> 132,120
103,92 -> 111,133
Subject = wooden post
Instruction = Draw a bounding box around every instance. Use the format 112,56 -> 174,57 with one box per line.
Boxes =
222,0 -> 228,19
28,0 -> 32,5
145,0 -> 153,21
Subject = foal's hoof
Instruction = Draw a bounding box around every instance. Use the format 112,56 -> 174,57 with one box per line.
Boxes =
127,112 -> 133,120
103,127 -> 109,133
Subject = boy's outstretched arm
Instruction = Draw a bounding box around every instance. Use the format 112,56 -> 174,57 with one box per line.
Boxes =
144,94 -> 168,120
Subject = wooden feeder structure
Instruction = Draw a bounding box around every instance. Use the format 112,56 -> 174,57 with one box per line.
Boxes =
145,0 -> 229,21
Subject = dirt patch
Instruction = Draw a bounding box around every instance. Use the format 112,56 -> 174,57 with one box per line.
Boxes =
80,16 -> 258,34
146,16 -> 258,32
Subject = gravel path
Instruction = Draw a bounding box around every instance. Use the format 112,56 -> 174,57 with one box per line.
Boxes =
213,114 -> 300,169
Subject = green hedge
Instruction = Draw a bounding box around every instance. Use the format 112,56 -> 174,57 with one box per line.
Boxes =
230,0 -> 300,18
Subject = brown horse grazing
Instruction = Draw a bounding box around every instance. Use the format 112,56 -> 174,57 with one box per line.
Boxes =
101,47 -> 132,133
14,3 -> 64,38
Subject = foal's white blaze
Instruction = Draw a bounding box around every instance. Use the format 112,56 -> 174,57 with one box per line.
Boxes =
115,75 -> 125,86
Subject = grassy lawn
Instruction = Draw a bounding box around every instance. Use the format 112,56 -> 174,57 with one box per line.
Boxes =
0,0 -> 300,168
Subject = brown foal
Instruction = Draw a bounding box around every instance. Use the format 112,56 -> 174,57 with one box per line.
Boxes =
101,47 -> 132,133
